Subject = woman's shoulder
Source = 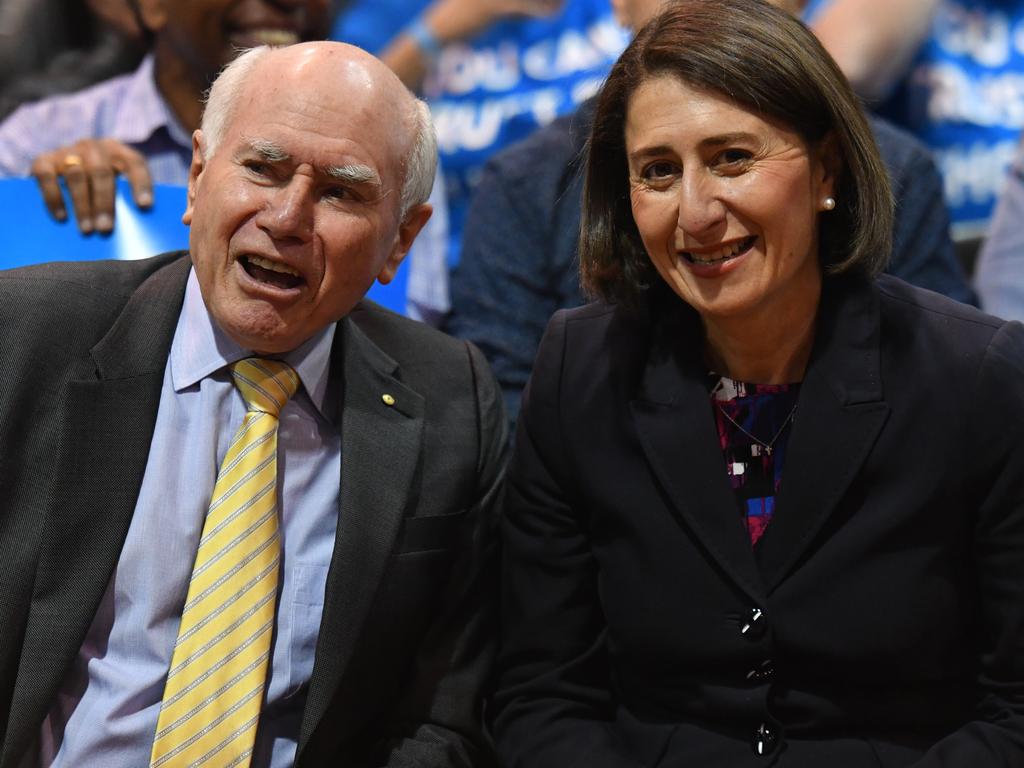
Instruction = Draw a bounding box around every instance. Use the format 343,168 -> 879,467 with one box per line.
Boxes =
875,272 -> 1004,330
873,273 -> 1024,379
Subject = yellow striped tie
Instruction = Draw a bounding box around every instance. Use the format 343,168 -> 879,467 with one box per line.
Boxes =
150,358 -> 300,768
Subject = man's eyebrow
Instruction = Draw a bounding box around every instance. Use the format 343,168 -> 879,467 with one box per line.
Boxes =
242,138 -> 289,162
324,163 -> 381,188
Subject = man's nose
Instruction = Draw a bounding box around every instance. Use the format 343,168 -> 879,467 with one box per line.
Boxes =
256,177 -> 314,242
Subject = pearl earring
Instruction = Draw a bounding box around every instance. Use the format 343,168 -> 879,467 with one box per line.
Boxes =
822,197 -> 836,211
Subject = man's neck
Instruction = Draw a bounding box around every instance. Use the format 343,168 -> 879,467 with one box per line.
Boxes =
153,46 -> 207,132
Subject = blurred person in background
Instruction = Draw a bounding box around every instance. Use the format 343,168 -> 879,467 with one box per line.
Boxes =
0,0 -> 145,120
0,0 -> 334,233
974,133 -> 1024,319
806,0 -> 1024,248
447,0 -> 972,427
492,0 -> 1024,764
334,0 -> 629,274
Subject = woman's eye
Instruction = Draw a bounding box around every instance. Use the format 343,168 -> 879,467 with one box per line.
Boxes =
716,149 -> 752,167
642,161 -> 678,181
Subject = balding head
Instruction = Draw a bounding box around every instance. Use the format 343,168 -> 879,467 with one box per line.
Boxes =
202,42 -> 437,216
183,41 -> 436,354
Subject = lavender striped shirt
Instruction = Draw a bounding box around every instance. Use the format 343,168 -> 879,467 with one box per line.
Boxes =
0,55 -> 192,185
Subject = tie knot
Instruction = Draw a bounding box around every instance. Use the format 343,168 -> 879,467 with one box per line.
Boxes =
230,358 -> 300,417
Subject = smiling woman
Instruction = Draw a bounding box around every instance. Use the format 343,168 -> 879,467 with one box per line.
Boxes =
491,0 -> 1024,765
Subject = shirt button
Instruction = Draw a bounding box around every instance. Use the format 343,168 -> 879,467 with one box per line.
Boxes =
740,606 -> 766,639
746,658 -> 775,682
752,722 -> 778,756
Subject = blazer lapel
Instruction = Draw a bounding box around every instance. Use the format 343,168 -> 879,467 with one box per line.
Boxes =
756,277 -> 890,592
630,310 -> 765,603
2,256 -> 190,764
299,310 -> 425,753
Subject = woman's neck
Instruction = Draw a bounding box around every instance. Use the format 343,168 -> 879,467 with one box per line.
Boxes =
702,289 -> 820,385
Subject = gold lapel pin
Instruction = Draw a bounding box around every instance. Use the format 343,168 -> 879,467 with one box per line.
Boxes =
382,393 -> 396,406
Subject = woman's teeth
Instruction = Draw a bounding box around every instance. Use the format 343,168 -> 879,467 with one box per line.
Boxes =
682,236 -> 756,264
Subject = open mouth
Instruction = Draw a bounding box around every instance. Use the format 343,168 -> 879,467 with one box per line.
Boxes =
681,235 -> 757,266
240,255 -> 304,290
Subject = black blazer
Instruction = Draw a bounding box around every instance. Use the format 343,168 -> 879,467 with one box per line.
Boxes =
0,253 -> 506,767
493,274 -> 1024,767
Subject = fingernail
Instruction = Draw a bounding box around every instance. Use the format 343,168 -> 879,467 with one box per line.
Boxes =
55,210 -> 67,222
138,191 -> 153,206
96,213 -> 113,232
79,217 -> 93,234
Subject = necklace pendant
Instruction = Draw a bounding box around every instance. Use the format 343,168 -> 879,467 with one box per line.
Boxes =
764,446 -> 772,456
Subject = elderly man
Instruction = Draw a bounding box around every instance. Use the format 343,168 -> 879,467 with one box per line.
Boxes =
0,41 -> 505,768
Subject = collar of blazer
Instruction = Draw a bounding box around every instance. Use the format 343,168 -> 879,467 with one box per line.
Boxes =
629,273 -> 890,603
2,253 -> 426,766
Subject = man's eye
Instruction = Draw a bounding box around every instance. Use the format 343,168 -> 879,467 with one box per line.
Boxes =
323,186 -> 352,202
243,160 -> 270,176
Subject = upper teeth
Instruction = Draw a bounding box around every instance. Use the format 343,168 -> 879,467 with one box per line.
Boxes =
249,255 -> 300,276
250,29 -> 299,45
686,239 -> 750,264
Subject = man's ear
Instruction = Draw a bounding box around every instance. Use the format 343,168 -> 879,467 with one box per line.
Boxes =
376,203 -> 433,284
182,130 -> 206,226
135,0 -> 169,32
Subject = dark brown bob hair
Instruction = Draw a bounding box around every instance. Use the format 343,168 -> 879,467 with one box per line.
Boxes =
580,0 -> 893,306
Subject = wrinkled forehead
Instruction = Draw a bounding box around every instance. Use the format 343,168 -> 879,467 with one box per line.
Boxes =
235,51 -> 414,174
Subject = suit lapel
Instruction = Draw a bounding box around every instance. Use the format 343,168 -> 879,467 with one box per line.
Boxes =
299,310 -> 425,752
756,277 -> 890,592
630,310 -> 765,603
2,256 -> 190,764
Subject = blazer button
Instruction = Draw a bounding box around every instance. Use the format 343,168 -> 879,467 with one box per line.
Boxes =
746,658 -> 775,682
740,606 -> 766,639
752,722 -> 779,756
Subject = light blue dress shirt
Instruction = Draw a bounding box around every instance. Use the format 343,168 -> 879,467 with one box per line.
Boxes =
38,269 -> 342,767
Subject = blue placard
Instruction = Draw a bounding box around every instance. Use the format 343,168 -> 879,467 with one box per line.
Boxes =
0,177 -> 410,314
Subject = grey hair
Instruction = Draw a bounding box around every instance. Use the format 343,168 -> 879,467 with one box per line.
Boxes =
201,45 -> 438,220
400,98 -> 438,217
200,46 -> 273,159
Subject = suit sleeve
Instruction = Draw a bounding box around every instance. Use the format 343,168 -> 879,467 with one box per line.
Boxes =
910,321 -> 1024,766
367,341 -> 508,768
490,312 -> 647,768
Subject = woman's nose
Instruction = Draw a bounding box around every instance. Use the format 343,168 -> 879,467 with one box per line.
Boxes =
676,171 -> 727,237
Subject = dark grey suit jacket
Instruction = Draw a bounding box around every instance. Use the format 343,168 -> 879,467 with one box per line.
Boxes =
0,252 -> 506,767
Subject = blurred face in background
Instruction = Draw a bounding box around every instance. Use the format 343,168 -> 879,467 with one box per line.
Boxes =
139,0 -> 333,86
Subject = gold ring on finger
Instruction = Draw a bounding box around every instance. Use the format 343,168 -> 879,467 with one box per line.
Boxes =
62,154 -> 84,169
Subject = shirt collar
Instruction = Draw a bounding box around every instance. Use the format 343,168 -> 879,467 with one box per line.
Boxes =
170,268 -> 337,418
112,55 -> 193,151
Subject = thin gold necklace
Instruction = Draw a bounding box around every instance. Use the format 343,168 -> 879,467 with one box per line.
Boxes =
715,401 -> 797,456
